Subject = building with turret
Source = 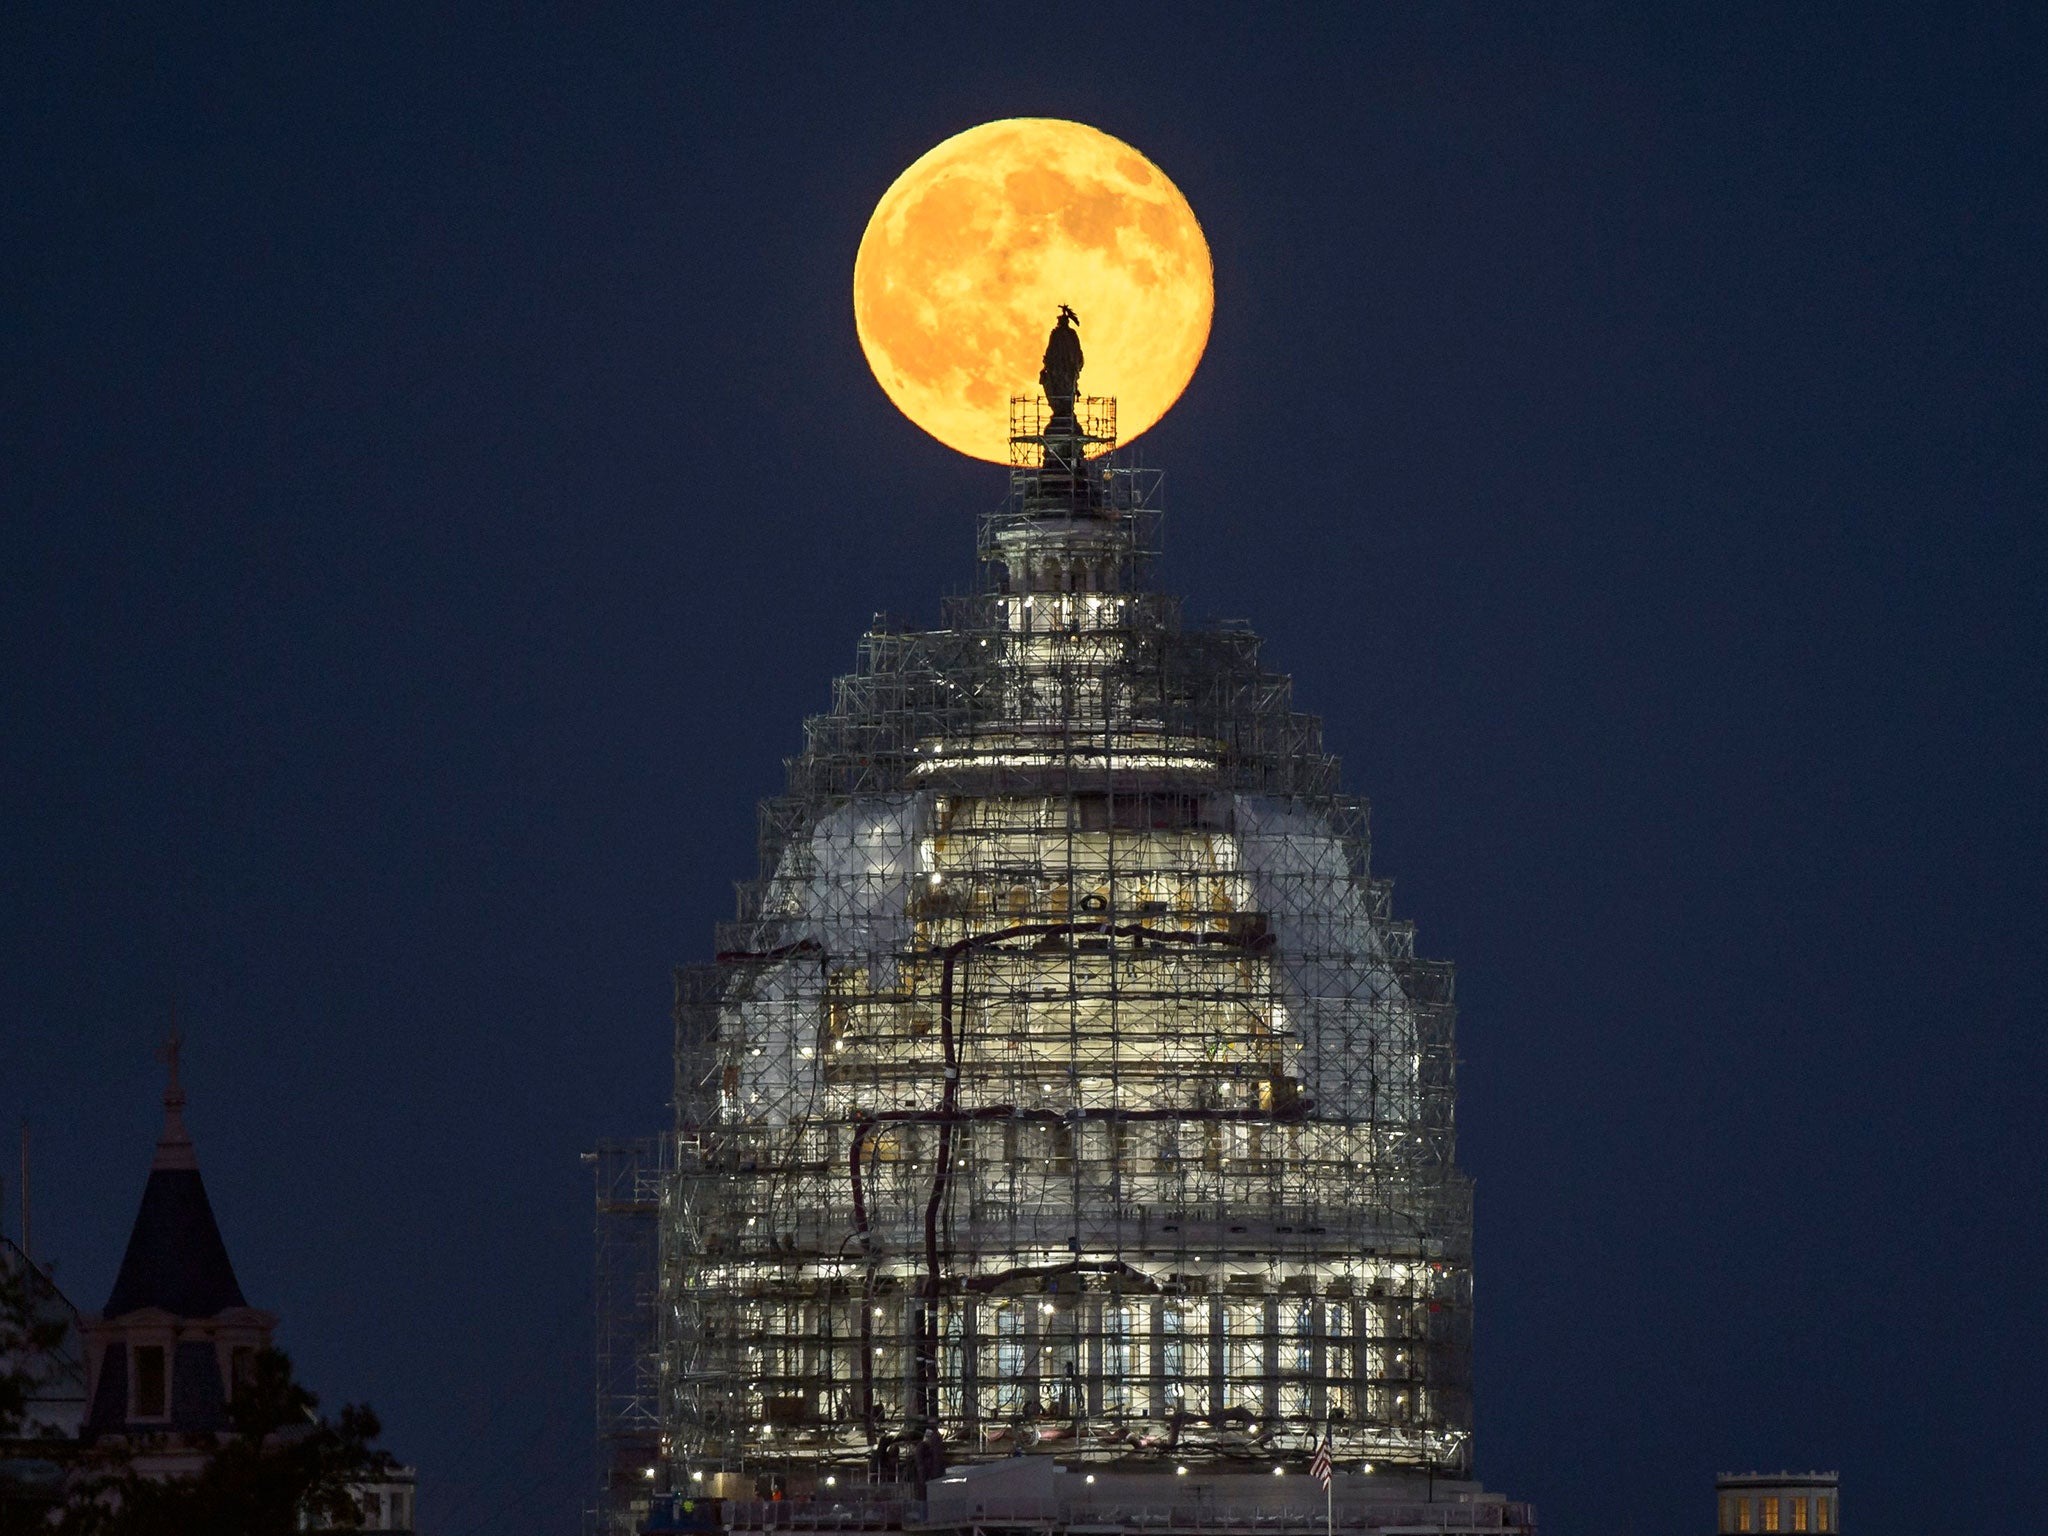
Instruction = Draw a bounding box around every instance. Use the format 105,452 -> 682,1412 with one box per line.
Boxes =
77,1040 -> 278,1477
60,1043 -> 416,1530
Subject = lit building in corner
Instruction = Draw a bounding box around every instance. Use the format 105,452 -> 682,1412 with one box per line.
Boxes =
1718,1472 -> 1838,1535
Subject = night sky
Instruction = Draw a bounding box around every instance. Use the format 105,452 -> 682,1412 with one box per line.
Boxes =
5,7 -> 2044,1533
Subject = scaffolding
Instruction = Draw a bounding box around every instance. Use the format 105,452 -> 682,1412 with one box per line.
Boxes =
642,397 -> 1473,1501
592,1136 -> 669,1534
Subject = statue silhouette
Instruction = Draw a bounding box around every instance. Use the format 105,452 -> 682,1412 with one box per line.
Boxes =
1039,305 -> 1083,415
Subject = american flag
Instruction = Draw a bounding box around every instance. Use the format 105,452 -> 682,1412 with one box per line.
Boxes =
1311,1431 -> 1333,1491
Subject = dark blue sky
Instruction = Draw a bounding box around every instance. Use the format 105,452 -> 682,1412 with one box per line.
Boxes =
5,6 -> 2044,1533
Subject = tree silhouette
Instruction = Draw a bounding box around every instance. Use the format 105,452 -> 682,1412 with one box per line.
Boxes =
55,1348 -> 390,1536
0,1256 -> 71,1442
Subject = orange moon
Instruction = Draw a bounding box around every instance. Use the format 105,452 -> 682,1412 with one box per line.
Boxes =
854,118 -> 1213,464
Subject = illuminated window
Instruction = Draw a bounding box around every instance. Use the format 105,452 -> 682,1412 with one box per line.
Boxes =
1291,1305 -> 1315,1374
1793,1496 -> 1808,1531
1325,1301 -> 1354,1417
1102,1306 -> 1134,1413
1763,1497 -> 1781,1532
1162,1307 -> 1197,1409
1221,1304 -> 1262,1412
1280,1304 -> 1315,1417
1816,1496 -> 1831,1532
1737,1499 -> 1752,1533
994,1309 -> 1025,1413
939,1312 -> 965,1420
1720,1497 -> 1736,1533
1161,1306 -> 1184,1401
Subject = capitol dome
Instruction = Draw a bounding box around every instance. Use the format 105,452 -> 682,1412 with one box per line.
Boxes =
658,397 -> 1473,1491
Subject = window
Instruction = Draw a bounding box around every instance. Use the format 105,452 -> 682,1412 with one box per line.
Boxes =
230,1346 -> 256,1399
360,1489 -> 384,1526
1325,1301 -> 1353,1418
1161,1306 -> 1207,1414
1763,1497 -> 1781,1532
939,1313 -> 964,1421
994,1308 -> 1025,1414
1279,1304 -> 1315,1418
1793,1496 -> 1808,1531
1102,1306 -> 1134,1413
1291,1305 -> 1315,1374
1043,1306 -> 1080,1419
1221,1304 -> 1265,1413
1816,1496 -> 1831,1532
1737,1499 -> 1752,1533
133,1345 -> 167,1418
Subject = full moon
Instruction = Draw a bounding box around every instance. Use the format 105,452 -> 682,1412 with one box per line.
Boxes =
854,118 -> 1213,464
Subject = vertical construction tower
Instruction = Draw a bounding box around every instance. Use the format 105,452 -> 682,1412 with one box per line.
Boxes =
661,388 -> 1473,1492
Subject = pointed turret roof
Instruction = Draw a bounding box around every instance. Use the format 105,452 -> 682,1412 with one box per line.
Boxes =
101,1034 -> 247,1319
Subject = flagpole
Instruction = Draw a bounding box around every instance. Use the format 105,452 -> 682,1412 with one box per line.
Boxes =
1315,1424 -> 1333,1536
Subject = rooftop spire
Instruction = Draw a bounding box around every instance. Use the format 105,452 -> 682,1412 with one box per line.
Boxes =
102,1030 -> 248,1319
152,1025 -> 197,1172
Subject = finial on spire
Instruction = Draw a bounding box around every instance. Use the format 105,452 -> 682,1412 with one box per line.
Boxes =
153,1017 -> 197,1172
